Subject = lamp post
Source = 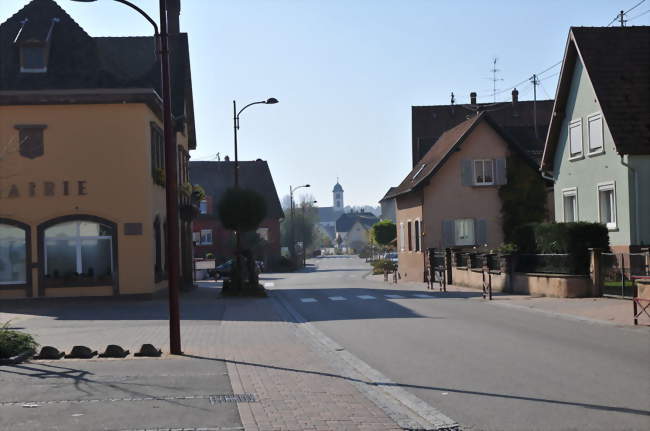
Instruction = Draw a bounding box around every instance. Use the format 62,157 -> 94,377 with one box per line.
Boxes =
302,200 -> 317,267
289,184 -> 310,266
71,0 -> 182,354
232,98 -> 278,285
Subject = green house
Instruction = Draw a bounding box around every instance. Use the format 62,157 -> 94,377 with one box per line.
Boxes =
541,26 -> 650,252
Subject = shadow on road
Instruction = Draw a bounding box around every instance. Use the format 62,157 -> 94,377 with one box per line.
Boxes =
181,354 -> 650,418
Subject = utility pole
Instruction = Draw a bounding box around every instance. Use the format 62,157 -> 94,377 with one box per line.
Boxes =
619,10 -> 626,27
530,73 -> 540,140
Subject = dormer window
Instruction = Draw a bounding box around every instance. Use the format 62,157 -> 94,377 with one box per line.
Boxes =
20,43 -> 48,73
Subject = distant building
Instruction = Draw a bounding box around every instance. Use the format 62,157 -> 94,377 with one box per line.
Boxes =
379,187 -> 397,222
317,180 -> 345,239
189,160 -> 284,267
335,211 -> 379,251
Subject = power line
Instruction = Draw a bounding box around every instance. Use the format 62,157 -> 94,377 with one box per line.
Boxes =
625,0 -> 646,14
628,9 -> 650,20
608,0 -> 646,26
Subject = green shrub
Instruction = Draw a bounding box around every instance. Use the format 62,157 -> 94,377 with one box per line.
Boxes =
512,222 -> 610,274
372,220 -> 397,246
0,322 -> 38,359
371,259 -> 397,275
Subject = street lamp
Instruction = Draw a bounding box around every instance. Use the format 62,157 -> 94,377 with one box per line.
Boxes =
302,200 -> 317,267
71,0 -> 182,355
232,98 -> 278,284
289,184 -> 310,266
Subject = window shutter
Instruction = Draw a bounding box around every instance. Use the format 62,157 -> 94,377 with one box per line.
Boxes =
495,158 -> 507,185
476,219 -> 487,246
460,159 -> 473,186
442,220 -> 454,246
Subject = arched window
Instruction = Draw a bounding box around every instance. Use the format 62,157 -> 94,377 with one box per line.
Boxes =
0,222 -> 27,285
43,219 -> 114,282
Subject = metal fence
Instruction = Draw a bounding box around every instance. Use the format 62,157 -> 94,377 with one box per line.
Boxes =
515,253 -> 575,275
600,253 -> 649,298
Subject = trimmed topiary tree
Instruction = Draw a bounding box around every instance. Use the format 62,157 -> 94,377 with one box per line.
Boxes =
217,188 -> 267,232
217,188 -> 267,294
372,220 -> 397,248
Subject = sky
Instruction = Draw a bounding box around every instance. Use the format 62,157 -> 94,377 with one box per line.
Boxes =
1,0 -> 649,207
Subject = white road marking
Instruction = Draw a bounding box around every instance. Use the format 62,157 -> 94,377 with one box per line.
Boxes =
300,298 -> 317,303
412,294 -> 432,298
329,296 -> 347,301
263,282 -> 275,288
357,295 -> 376,300
384,294 -> 404,299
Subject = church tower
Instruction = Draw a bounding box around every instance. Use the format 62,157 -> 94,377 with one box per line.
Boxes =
333,180 -> 344,212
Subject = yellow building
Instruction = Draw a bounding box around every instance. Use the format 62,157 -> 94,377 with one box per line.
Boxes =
0,0 -> 196,298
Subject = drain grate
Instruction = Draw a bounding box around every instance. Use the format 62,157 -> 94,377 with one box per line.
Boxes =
0,393 -> 257,407
209,394 -> 256,404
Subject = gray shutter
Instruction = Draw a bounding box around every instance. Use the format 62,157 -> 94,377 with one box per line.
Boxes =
495,158 -> 507,185
442,220 -> 454,246
476,219 -> 487,246
460,159 -> 473,186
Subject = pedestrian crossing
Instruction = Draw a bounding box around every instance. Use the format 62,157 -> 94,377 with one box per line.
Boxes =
297,293 -> 433,303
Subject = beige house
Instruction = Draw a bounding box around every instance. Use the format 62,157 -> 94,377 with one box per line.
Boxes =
335,211 -> 379,251
387,112 -> 542,282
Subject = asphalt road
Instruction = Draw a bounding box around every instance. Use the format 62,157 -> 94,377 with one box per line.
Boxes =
270,255 -> 650,431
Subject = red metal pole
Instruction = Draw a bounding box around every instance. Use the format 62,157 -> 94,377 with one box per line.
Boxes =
159,0 -> 182,355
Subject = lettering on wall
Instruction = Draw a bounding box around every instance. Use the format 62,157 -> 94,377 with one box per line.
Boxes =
0,181 -> 88,199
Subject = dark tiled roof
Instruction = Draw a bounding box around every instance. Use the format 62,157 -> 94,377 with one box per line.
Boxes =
336,212 -> 379,233
387,114 -> 483,199
379,187 -> 397,202
0,0 -> 196,148
189,160 -> 284,220
412,99 -> 553,167
542,26 -> 650,168
318,207 -> 342,223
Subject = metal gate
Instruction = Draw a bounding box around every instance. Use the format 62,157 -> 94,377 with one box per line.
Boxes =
426,248 -> 447,292
600,252 -> 649,298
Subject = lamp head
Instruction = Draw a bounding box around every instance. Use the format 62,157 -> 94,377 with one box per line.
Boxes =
70,0 -> 99,2
305,184 -> 310,187
265,98 -> 279,104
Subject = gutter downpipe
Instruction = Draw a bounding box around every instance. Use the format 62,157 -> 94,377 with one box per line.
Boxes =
620,155 -> 640,245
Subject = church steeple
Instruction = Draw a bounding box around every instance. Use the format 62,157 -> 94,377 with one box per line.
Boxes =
332,178 -> 344,211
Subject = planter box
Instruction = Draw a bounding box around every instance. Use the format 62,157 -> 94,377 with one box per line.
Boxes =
0,350 -> 33,365
512,273 -> 592,298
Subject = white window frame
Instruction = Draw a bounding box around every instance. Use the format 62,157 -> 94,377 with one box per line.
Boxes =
561,187 -> 579,222
587,112 -> 605,156
454,218 -> 475,246
597,181 -> 617,230
399,222 -> 405,252
44,221 -> 114,276
200,229 -> 213,245
199,200 -> 208,214
473,159 -> 495,186
568,119 -> 584,160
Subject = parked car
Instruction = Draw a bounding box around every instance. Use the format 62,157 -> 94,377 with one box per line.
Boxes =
383,252 -> 398,263
213,259 -> 262,280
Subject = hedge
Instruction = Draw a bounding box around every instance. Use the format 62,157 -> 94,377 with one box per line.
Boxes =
512,222 -> 610,274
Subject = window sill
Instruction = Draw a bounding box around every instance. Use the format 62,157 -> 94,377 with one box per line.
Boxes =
588,149 -> 605,157
569,154 -> 584,161
606,225 -> 618,232
472,183 -> 495,187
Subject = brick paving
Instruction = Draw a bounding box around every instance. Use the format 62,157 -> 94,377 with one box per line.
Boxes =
0,282 -> 404,431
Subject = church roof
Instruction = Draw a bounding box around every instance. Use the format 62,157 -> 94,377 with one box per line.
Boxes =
318,207 -> 341,223
332,182 -> 343,192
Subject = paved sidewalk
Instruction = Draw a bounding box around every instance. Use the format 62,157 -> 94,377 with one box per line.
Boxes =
367,274 -> 650,326
1,282 -> 411,431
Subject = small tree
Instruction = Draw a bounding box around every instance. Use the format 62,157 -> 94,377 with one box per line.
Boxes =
218,188 -> 267,232
372,220 -> 397,248
217,188 -> 267,292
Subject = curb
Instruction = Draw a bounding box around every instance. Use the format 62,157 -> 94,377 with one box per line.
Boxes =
269,290 -> 461,431
0,350 -> 33,366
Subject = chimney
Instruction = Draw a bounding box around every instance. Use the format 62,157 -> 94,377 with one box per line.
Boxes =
470,92 -> 477,105
512,88 -> 519,104
167,0 -> 181,35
